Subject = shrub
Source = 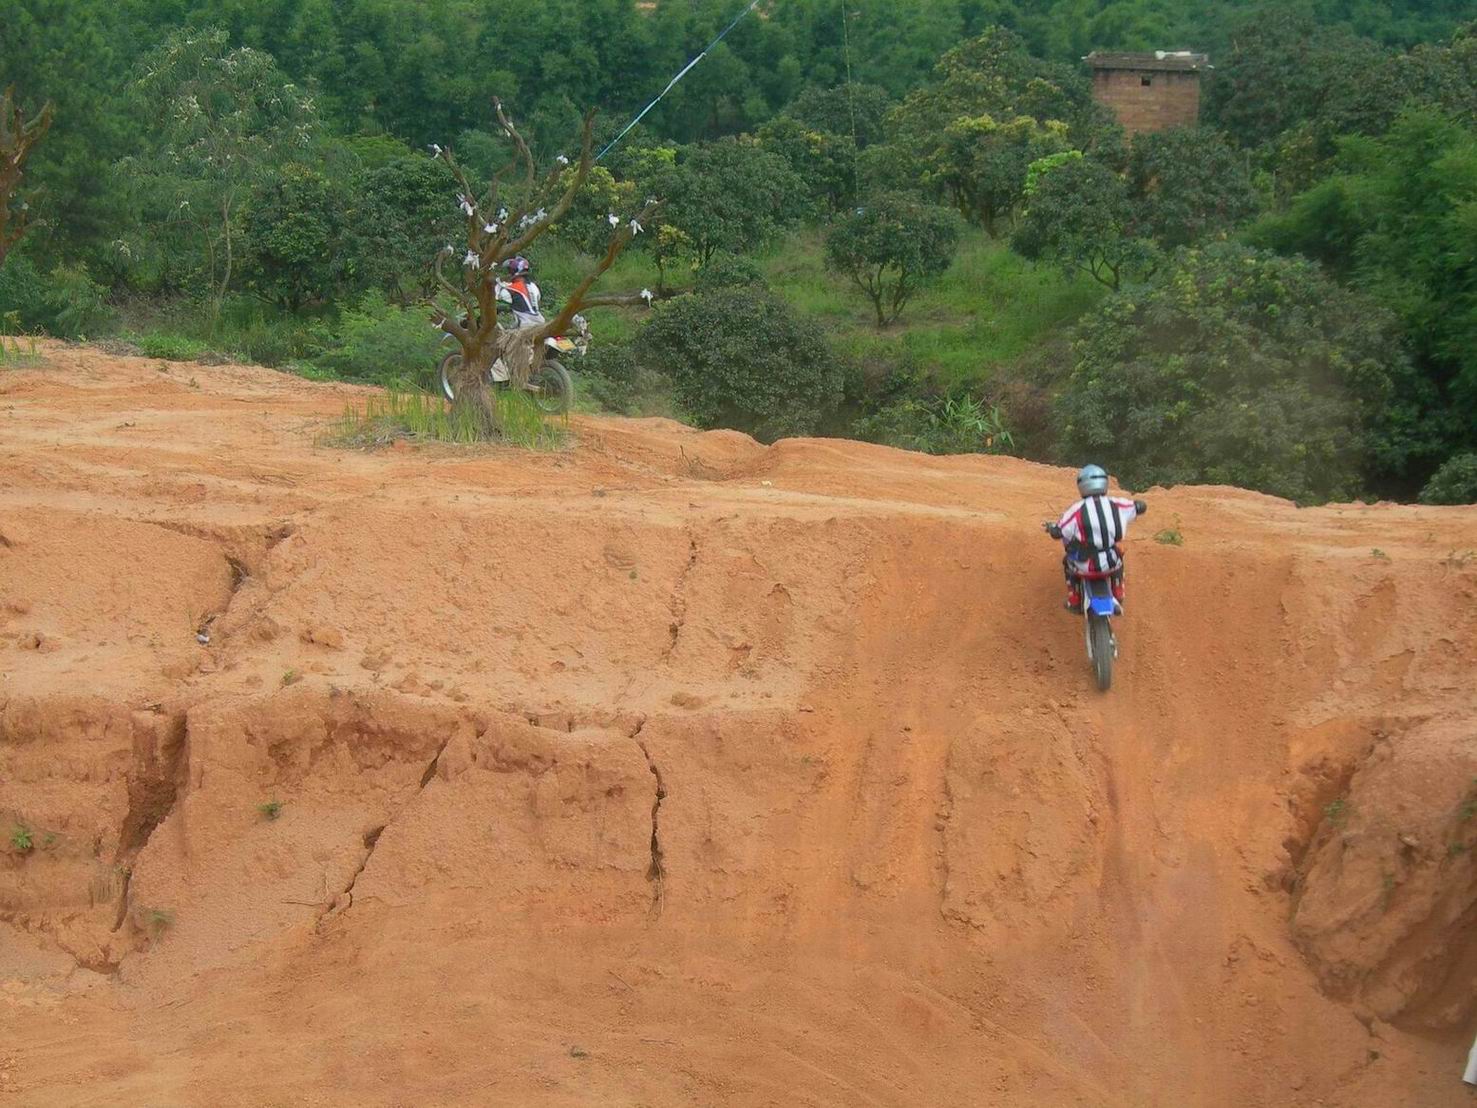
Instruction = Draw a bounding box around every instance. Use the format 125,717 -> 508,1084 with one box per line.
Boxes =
309,295 -> 442,385
639,288 -> 845,441
855,394 -> 1014,455
1421,454 -> 1477,505
0,255 -> 47,328
43,263 -> 115,339
692,255 -> 767,293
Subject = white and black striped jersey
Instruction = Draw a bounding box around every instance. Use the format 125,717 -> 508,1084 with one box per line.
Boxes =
1057,495 -> 1140,573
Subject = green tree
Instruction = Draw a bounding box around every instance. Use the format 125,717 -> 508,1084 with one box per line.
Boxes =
825,192 -> 960,326
1125,127 -> 1259,247
1058,243 -> 1429,503
640,287 -> 846,440
1204,11 -> 1391,150
785,83 -> 893,148
549,165 -> 637,256
926,112 -> 1073,235
885,27 -> 1114,229
660,138 -> 806,264
126,28 -> 316,329
241,164 -> 348,311
1250,108 -> 1477,474
756,115 -> 857,213
0,87 -> 54,267
353,155 -> 459,303
1012,153 -> 1158,289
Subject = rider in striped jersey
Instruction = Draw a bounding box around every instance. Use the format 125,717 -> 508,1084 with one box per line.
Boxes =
1044,464 -> 1148,614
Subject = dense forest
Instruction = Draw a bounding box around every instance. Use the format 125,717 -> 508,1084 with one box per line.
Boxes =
2,0 -> 1474,503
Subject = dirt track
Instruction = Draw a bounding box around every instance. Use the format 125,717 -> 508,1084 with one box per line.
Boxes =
2,343 -> 1475,1106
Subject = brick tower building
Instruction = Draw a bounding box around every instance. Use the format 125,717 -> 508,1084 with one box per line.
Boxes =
1084,51 -> 1210,134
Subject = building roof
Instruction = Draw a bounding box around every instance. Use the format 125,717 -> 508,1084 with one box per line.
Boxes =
1084,50 -> 1211,73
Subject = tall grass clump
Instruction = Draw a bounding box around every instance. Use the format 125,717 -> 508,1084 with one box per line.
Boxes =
327,387 -> 566,450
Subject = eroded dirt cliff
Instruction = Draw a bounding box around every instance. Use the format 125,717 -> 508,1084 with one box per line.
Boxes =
2,344 -> 1474,1106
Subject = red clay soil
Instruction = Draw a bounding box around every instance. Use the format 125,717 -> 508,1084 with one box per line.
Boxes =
2,343 -> 1475,1107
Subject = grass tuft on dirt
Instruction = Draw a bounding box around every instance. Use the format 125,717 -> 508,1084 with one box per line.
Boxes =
325,387 -> 567,451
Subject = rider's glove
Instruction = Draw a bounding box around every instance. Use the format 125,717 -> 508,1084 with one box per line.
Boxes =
1043,522 -> 1063,540
1133,500 -> 1147,516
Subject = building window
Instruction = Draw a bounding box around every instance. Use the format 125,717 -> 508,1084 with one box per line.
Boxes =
1141,75 -> 1153,87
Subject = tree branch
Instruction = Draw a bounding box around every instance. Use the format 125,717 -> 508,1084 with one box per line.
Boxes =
531,198 -> 662,343
493,98 -> 536,194
430,248 -> 478,336
502,111 -> 597,259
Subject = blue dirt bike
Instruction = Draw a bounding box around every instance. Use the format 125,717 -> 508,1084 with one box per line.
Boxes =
1044,525 -> 1123,692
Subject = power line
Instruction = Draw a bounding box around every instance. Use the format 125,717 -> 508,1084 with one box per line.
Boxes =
596,0 -> 763,162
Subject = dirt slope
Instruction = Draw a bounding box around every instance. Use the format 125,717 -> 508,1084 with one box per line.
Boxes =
2,343 -> 1475,1107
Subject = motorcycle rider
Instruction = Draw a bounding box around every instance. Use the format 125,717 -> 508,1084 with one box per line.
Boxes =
497,256 -> 545,329
1043,465 -> 1147,613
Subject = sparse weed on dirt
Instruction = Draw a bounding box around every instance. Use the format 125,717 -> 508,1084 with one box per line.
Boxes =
258,799 -> 284,821
143,907 -> 175,938
1324,797 -> 1350,828
0,333 -> 43,367
326,388 -> 566,451
1154,517 -> 1185,546
10,824 -> 33,852
0,313 -> 43,368
281,668 -> 302,687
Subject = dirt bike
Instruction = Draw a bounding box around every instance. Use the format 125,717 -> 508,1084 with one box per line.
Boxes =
437,312 -> 588,416
1044,524 -> 1124,692
1074,565 -> 1121,692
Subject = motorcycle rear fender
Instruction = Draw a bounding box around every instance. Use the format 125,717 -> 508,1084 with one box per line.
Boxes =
1084,577 -> 1116,617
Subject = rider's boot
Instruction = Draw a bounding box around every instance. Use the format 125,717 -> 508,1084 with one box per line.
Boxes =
1064,584 -> 1083,614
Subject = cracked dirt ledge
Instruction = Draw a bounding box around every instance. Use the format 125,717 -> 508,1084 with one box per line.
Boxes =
2,345 -> 1476,1107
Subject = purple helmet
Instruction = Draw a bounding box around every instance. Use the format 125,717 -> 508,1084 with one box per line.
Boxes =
505,256 -> 531,277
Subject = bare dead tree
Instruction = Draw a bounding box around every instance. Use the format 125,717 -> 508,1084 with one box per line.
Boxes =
0,87 -> 55,268
429,101 -> 665,438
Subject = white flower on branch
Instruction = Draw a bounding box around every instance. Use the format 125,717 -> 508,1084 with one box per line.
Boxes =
458,196 -> 475,217
607,213 -> 620,227
628,219 -> 644,235
483,223 -> 498,235
498,207 -> 509,222
556,154 -> 570,166
430,143 -> 443,156
640,288 -> 654,305
463,251 -> 480,269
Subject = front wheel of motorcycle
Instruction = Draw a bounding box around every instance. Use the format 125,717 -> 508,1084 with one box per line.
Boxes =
527,360 -> 573,416
438,350 -> 463,403
1088,614 -> 1114,692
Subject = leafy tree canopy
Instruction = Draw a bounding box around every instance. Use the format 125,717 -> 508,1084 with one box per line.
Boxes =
825,191 -> 961,326
1058,243 -> 1432,503
640,286 -> 846,440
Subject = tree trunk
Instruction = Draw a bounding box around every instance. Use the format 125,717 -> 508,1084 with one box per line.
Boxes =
211,196 -> 236,336
450,331 -> 500,438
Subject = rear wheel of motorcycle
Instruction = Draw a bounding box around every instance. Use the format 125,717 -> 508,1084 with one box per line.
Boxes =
439,350 -> 462,402
1088,615 -> 1114,692
528,360 -> 572,416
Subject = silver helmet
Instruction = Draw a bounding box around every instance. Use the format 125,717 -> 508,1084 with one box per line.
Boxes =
1076,464 -> 1109,497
